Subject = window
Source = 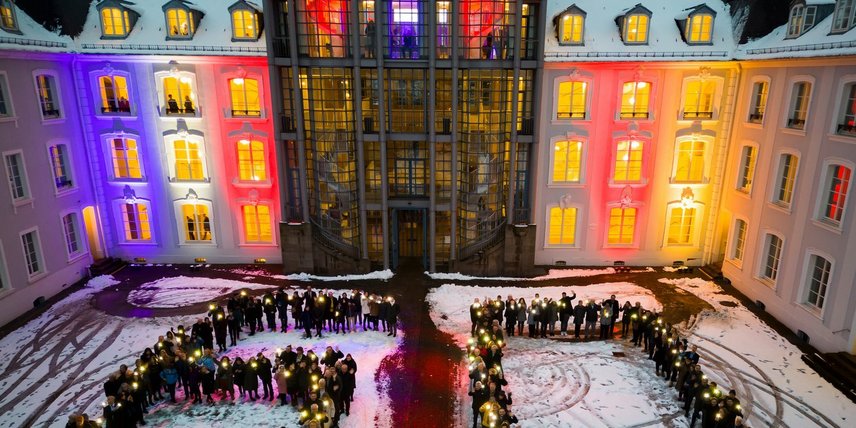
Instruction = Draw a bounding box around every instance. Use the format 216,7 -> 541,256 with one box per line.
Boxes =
548,206 -> 577,246
559,13 -> 584,45
683,79 -> 716,119
787,81 -> 812,129
614,140 -> 643,183
0,72 -> 13,117
552,140 -> 582,183
624,14 -> 649,44
736,146 -> 757,193
98,75 -> 130,114
181,203 -> 212,242
237,139 -> 267,182
171,138 -> 206,181
109,137 -> 143,180
667,206 -> 695,245
787,5 -> 816,38
232,8 -> 259,40
620,81 -> 650,119
34,73 -> 61,119
730,219 -> 748,262
748,80 -> 769,123
243,204 -> 272,243
161,74 -> 196,115
120,202 -> 151,241
0,0 -> 17,32
804,254 -> 831,310
20,229 -> 44,278
3,151 -> 29,202
686,14 -> 713,43
557,81 -> 587,119
166,7 -> 195,38
819,164 -> 852,225
607,207 -> 636,245
837,83 -> 856,136
61,213 -> 83,257
100,7 -> 130,37
674,139 -> 706,183
760,234 -> 783,282
49,144 -> 73,191
773,153 -> 799,207
833,0 -> 856,33
229,77 -> 260,117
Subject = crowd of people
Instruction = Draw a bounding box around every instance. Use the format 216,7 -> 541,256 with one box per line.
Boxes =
467,292 -> 749,428
65,287 -> 401,428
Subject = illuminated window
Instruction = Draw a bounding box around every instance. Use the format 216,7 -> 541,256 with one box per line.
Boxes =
833,0 -> 856,33
120,202 -> 151,241
49,144 -> 73,191
773,153 -> 799,207
787,4 -> 816,38
20,229 -> 44,277
557,81 -> 587,119
237,139 -> 267,181
559,13 -> 584,45
0,72 -> 13,117
730,219 -> 747,262
836,83 -> 856,136
674,139 -> 706,183
171,139 -> 205,181
624,14 -> 649,44
607,207 -> 636,245
98,75 -> 130,114
760,234 -> 783,282
110,137 -> 142,180
0,0 -> 18,32
552,140 -> 582,183
166,7 -> 195,38
229,77 -> 260,117
667,206 -> 695,245
34,73 -> 61,119
162,75 -> 195,115
548,206 -> 576,246
804,254 -> 831,310
61,213 -> 83,257
819,164 -> 852,226
181,203 -> 211,242
683,79 -> 716,119
3,151 -> 30,202
620,81 -> 650,119
243,204 -> 272,243
614,140 -> 643,183
736,146 -> 757,193
748,80 -> 768,123
232,9 -> 259,40
787,81 -> 811,129
686,14 -> 713,43
100,7 -> 130,37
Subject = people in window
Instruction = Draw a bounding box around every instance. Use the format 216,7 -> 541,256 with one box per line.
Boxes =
482,30 -> 494,59
364,19 -> 376,58
201,213 -> 211,240
184,96 -> 195,114
186,215 -> 196,240
118,96 -> 130,113
167,94 -> 179,113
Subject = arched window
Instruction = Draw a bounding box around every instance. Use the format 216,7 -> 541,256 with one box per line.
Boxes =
673,139 -> 707,183
666,205 -> 696,245
557,81 -> 587,119
818,163 -> 852,226
552,140 -> 582,183
98,75 -> 130,114
162,75 -> 196,115
620,81 -> 650,119
804,254 -> 832,310
119,201 -> 152,242
547,206 -> 577,246
607,207 -> 636,245
682,78 -> 717,120
169,138 -> 206,181
614,140 -> 643,183
229,77 -> 261,117
109,136 -> 143,180
179,203 -> 212,242
237,138 -> 267,182
243,204 -> 272,243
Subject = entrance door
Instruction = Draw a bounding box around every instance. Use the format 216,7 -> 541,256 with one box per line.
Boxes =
390,208 -> 427,269
82,206 -> 106,260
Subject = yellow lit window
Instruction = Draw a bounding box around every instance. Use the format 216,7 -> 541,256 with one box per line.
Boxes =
232,9 -> 258,39
173,139 -> 205,181
687,14 -> 713,43
237,139 -> 267,181
182,204 -> 211,242
683,79 -> 716,119
0,0 -> 16,31
557,81 -> 587,119
548,206 -> 577,246
163,76 -> 194,114
166,8 -> 194,37
111,137 -> 142,179
552,140 -> 582,183
101,7 -> 129,36
625,14 -> 649,43
230,78 -> 261,116
560,14 -> 584,44
121,203 -> 151,241
608,207 -> 636,245
674,139 -> 706,183
614,140 -> 643,182
667,207 -> 695,245
620,81 -> 650,119
99,75 -> 130,114
243,204 -> 272,243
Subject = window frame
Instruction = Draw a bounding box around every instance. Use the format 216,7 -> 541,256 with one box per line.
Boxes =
104,133 -> 145,182
545,204 -> 579,248
231,7 -> 260,41
832,75 -> 856,138
553,77 -> 591,121
671,136 -> 711,184
238,200 -> 276,246
680,75 -> 723,121
814,159 -> 854,230
233,136 -> 271,187
558,12 -> 585,46
0,239 -> 11,292
610,138 -> 647,187
548,136 -> 586,186
154,70 -> 200,118
113,198 -> 155,244
623,13 -> 650,45
227,75 -> 264,118
99,6 -> 130,38
32,70 -> 64,122
59,210 -> 87,261
770,150 -> 801,210
164,6 -> 196,40
685,13 -> 714,45
46,140 -> 76,195
164,134 -> 209,183
19,227 -> 46,281
618,80 -> 652,120
756,231 -> 784,287
832,0 -> 856,33
735,143 -> 758,195
746,76 -> 771,125
605,205 -> 640,248
663,201 -> 704,248
3,149 -> 32,205
799,251 -> 834,316
0,0 -> 19,33
783,77 -> 814,132
173,199 -> 216,245
93,71 -> 134,117
727,217 -> 749,268
0,70 -> 15,120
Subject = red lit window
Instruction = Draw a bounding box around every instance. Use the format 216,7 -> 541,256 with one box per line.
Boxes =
823,165 -> 851,224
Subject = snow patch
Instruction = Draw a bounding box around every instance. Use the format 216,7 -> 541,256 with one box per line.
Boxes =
426,268 -> 617,282
127,276 -> 278,308
84,275 -> 120,291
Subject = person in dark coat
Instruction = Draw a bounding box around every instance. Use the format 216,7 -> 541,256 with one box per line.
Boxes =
244,357 -> 260,400
468,381 -> 488,428
387,298 -> 401,337
213,313 -> 228,352
232,357 -> 246,398
217,356 -> 235,400
379,297 -> 390,332
572,300 -> 585,339
584,300 -> 600,340
246,300 -> 259,336
187,362 -> 202,403
321,346 -> 344,367
263,292 -> 277,332
276,290 -> 290,333
257,353 -> 274,401
312,299 -> 325,338
302,302 -> 314,339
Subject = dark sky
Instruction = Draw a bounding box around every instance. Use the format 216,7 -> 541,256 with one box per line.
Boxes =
16,0 -> 92,36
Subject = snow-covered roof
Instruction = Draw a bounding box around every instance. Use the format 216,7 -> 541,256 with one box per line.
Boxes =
0,1 -> 69,53
545,0 -> 736,62
739,5 -> 856,60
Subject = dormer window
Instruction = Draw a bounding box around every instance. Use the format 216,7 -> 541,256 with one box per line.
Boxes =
0,0 -> 19,33
230,1 -> 263,41
556,5 -> 585,46
686,13 -> 713,43
619,5 -> 652,45
832,0 -> 856,33
97,1 -> 139,39
787,3 -> 816,38
163,0 -> 204,39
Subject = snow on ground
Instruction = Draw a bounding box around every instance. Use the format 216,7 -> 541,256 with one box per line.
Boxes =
662,278 -> 856,427
426,268 -> 620,282
222,268 -> 395,283
127,276 -> 279,308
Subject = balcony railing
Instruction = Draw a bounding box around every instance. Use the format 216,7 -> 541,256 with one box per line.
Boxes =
787,117 -> 806,129
102,106 -> 132,114
682,111 -> 713,120
619,111 -> 650,119
162,106 -> 196,116
41,108 -> 60,118
557,111 -> 586,119
55,178 -> 72,189
748,113 -> 764,123
231,109 -> 261,117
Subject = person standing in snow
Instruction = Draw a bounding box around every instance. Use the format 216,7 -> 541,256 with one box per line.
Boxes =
559,291 -> 575,336
599,302 -> 614,340
387,297 -> 401,337
572,300 -> 585,339
584,300 -> 600,340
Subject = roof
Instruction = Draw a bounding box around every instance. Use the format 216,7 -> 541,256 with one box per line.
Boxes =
545,0 -> 736,62
0,1 -> 69,53
739,3 -> 856,59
